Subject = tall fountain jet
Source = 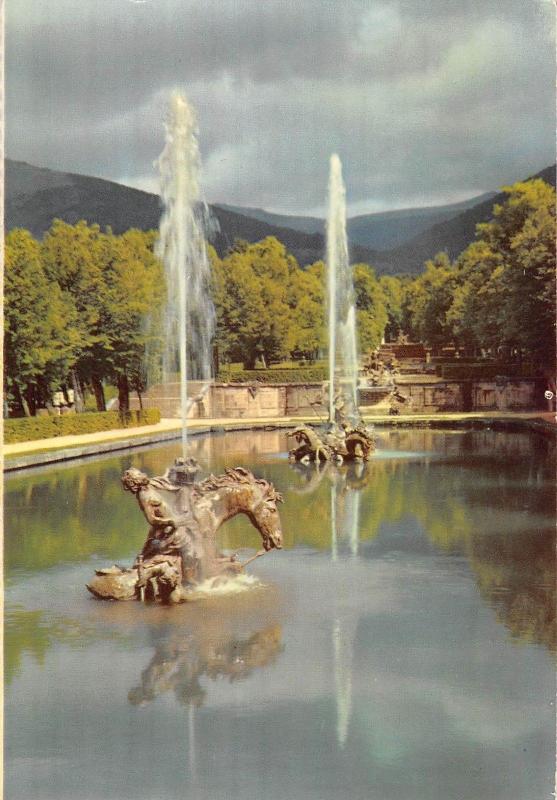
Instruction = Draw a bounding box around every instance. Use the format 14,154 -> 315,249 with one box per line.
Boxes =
156,92 -> 215,455
326,154 -> 359,427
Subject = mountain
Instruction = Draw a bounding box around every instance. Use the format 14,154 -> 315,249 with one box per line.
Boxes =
375,164 -> 556,275
5,160 -> 162,239
4,159 -> 378,268
216,204 -> 323,235
219,193 -> 497,251
346,194 -> 495,250
5,159 -> 554,276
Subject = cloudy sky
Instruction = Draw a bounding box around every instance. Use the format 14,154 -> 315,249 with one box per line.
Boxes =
6,0 -> 555,215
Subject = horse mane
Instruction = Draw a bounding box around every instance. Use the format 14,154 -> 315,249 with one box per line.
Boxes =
194,467 -> 283,503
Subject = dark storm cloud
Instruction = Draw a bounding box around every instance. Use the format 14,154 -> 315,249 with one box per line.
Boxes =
6,0 -> 555,214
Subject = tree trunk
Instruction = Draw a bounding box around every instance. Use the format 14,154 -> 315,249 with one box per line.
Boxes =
11,381 -> 27,417
36,375 -> 50,410
91,374 -> 106,412
137,390 -> 143,411
117,373 -> 130,415
71,369 -> 85,412
24,384 -> 37,416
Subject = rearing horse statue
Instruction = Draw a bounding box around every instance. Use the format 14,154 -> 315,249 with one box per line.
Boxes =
86,463 -> 283,604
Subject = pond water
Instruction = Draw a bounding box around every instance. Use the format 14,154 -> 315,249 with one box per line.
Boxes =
4,428 -> 556,800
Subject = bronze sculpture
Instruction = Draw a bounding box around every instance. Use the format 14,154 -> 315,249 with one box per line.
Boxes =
288,388 -> 375,464
87,459 -> 283,603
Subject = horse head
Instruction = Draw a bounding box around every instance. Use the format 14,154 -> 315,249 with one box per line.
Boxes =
196,467 -> 284,551
231,467 -> 284,551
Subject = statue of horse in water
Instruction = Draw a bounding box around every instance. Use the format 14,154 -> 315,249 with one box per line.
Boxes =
86,465 -> 283,604
288,423 -> 375,464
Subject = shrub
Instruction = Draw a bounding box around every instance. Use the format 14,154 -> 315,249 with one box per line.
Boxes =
217,367 -> 328,384
4,408 -> 161,444
437,363 -> 540,380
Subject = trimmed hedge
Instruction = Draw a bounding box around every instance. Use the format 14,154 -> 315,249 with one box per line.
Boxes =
4,408 -> 161,444
217,367 -> 328,384
438,363 -> 539,380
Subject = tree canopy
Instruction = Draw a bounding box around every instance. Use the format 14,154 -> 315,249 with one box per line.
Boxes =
5,176 -> 555,416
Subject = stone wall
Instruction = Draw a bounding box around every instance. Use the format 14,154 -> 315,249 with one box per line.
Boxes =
132,378 -> 543,418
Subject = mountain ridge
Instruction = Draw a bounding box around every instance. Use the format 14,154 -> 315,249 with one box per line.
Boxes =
5,159 -> 379,267
220,191 -> 497,251
5,158 -> 554,275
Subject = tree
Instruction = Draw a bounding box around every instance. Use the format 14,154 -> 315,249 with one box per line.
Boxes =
213,237 -> 294,368
93,229 -> 164,413
448,178 -> 556,367
379,275 -> 404,342
4,229 -> 80,415
408,252 -> 456,348
479,179 -> 555,366
41,219 -> 111,408
352,264 -> 388,352
286,261 -> 325,360
446,240 -> 503,354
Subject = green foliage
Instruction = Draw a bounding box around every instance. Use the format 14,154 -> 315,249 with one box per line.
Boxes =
379,274 -> 404,340
5,221 -> 164,416
6,178 -> 553,417
394,178 -> 555,371
4,229 -> 81,413
217,367 -> 328,384
212,239 -> 320,368
407,252 -> 457,347
450,179 -> 556,367
4,408 -> 161,444
353,264 -> 388,351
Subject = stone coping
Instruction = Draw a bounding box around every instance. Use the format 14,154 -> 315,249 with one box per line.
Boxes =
3,411 -> 555,472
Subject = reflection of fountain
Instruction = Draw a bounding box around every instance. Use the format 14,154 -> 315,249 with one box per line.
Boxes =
333,615 -> 358,748
155,92 -> 215,456
329,474 -> 360,748
330,470 -> 362,559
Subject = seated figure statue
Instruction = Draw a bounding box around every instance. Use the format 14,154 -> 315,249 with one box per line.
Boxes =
121,466 -> 199,586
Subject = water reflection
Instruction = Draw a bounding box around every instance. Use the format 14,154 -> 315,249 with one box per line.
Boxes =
291,462 -> 369,748
4,429 -> 555,800
5,429 -> 554,653
286,431 -> 556,654
128,621 -> 283,707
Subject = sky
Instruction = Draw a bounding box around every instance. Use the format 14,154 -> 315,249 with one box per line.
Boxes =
6,0 -> 556,216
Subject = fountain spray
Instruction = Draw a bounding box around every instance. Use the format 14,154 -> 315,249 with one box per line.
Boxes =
156,92 -> 215,455
326,154 -> 359,426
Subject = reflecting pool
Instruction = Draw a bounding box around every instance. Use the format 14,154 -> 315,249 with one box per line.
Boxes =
5,428 -> 556,800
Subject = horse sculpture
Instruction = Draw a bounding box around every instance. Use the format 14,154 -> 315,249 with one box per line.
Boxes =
288,423 -> 375,464
87,462 -> 283,604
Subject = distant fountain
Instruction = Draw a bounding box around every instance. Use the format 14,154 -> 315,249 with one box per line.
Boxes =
155,91 -> 215,456
288,156 -> 374,465
327,154 -> 359,426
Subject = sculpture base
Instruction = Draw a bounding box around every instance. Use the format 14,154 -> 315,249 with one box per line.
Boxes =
87,555 -> 244,604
